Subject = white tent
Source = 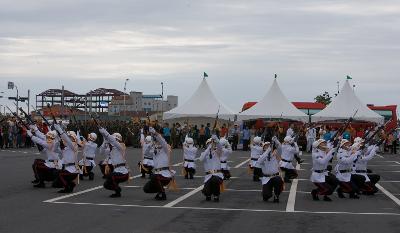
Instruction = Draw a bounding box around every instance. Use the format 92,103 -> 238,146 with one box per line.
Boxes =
312,80 -> 384,124
163,78 -> 235,122
237,78 -> 309,122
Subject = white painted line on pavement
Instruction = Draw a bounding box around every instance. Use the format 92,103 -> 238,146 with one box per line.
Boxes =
376,154 -> 384,158
47,201 -> 400,216
163,185 -> 204,207
44,174 -> 143,203
234,158 -> 250,168
43,186 -> 104,203
286,163 -> 300,212
376,184 -> 400,207
395,162 -> 400,165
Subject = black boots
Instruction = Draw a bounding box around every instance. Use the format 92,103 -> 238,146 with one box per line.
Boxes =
155,192 -> 167,200
311,189 -> 319,201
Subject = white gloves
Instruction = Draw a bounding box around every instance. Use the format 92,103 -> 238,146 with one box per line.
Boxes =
27,130 -> 33,137
99,127 -> 107,135
149,127 -> 156,134
54,124 -> 62,134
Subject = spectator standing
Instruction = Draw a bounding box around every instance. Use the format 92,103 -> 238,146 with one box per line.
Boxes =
220,124 -> 228,138
229,124 -> 240,151
198,125 -> 206,149
205,123 -> 211,140
242,126 -> 250,151
162,123 -> 171,144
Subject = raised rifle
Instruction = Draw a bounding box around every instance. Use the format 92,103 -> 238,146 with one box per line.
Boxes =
363,121 -> 390,146
329,109 -> 358,142
42,104 -> 66,149
17,106 -> 44,151
376,127 -> 398,147
212,105 -> 220,135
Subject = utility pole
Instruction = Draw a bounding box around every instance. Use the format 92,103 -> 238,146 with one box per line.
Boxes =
123,78 -> 129,118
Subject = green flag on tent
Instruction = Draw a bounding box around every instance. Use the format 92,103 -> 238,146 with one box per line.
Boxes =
204,72 -> 208,78
346,75 -> 352,80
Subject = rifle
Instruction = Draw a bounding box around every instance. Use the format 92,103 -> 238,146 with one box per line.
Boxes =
212,105 -> 220,135
31,105 -> 52,130
18,106 -> 35,125
16,106 -> 44,151
376,127 -> 398,147
363,121 -> 390,145
6,106 -> 30,129
329,109 -> 358,142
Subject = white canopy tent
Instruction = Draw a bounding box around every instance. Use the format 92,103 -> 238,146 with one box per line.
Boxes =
311,80 -> 384,124
163,78 -> 235,123
237,78 -> 309,122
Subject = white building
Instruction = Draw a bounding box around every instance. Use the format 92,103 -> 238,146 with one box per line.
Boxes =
108,91 -> 178,115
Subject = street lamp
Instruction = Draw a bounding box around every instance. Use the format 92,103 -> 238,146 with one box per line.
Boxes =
123,78 -> 129,117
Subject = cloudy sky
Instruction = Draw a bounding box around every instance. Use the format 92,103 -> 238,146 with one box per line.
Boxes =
0,0 -> 399,113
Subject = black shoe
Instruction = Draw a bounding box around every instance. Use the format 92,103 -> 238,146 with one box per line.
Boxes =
88,173 -> 94,180
323,196 -> 332,202
31,179 -> 39,184
349,193 -> 360,199
189,174 -> 194,179
311,190 -> 319,201
79,175 -> 84,180
337,189 -> 345,198
284,179 -> 292,184
213,196 -> 220,202
33,182 -> 45,188
206,196 -> 211,201
273,196 -> 280,203
155,193 -> 167,200
253,176 -> 260,182
57,189 -> 70,193
141,174 -> 146,179
110,192 -> 121,198
263,197 -> 270,202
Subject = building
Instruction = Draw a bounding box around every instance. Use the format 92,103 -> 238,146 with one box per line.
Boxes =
108,91 -> 178,115
36,88 -> 126,113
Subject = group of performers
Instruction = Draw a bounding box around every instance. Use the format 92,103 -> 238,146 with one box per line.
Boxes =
27,118 -> 388,204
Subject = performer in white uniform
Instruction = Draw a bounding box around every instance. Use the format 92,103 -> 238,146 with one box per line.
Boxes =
280,136 -> 300,183
219,138 -> 232,180
199,135 -> 224,202
350,139 -> 379,195
99,127 -> 130,198
249,136 -> 263,181
306,126 -> 317,153
143,127 -> 175,201
256,136 -> 283,203
310,139 -> 339,201
54,124 -> 80,193
98,138 -> 113,178
27,129 -> 61,188
183,136 -> 197,179
335,139 -> 360,199
77,132 -> 98,180
140,130 -> 155,178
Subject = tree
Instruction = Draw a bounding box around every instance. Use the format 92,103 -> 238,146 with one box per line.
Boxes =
314,91 -> 332,105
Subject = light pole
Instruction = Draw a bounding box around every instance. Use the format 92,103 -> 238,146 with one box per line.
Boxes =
15,85 -> 19,115
123,78 -> 129,117
337,81 -> 340,95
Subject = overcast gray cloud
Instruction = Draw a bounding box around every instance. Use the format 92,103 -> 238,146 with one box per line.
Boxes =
0,0 -> 399,113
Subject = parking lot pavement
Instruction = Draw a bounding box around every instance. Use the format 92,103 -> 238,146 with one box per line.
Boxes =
1,148 -> 399,233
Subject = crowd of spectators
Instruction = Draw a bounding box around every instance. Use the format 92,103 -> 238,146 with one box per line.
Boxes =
0,117 -> 398,154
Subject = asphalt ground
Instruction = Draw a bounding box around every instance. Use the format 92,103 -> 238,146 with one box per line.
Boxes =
0,147 -> 399,233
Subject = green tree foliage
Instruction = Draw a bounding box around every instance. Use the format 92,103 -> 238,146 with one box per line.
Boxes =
314,91 -> 332,105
